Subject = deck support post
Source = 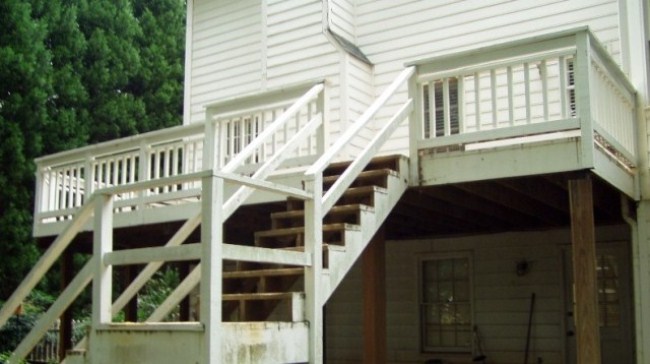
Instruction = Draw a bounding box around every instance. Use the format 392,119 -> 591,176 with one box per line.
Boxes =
200,174 -> 223,364
568,177 -> 601,364
631,201 -> 650,364
59,251 -> 73,361
92,194 -> 113,327
304,174 -> 324,364
362,227 -> 386,364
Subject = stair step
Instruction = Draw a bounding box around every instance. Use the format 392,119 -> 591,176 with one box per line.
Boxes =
254,223 -> 360,248
222,292 -> 303,301
324,154 -> 403,176
223,267 -> 303,279
322,168 -> 398,189
286,186 -> 387,211
271,204 -> 373,229
223,292 -> 305,322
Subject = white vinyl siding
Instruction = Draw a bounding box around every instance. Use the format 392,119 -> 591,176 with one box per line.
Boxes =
189,0 -> 263,124
354,0 -> 622,156
330,0 -> 356,43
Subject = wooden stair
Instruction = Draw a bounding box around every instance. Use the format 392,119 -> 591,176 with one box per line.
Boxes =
220,155 -> 408,322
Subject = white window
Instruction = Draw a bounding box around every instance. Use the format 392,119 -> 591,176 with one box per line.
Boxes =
422,78 -> 459,138
420,255 -> 472,352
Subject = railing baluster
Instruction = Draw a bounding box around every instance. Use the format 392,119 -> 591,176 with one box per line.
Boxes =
443,78 -> 451,136
524,62 -> 531,124
458,76 -> 465,133
559,56 -> 568,119
474,72 -> 481,131
507,66 -> 514,125
490,69 -> 497,128
428,81 -> 435,137
61,167 -> 69,210
541,60 -> 549,121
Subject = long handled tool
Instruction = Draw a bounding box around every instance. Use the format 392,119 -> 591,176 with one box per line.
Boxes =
473,325 -> 487,363
524,292 -> 536,364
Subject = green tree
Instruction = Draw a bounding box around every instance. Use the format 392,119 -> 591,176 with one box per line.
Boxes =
132,0 -> 185,132
0,0 -> 50,300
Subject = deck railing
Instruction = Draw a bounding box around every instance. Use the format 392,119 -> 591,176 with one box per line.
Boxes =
33,82 -> 327,231
411,27 -> 637,170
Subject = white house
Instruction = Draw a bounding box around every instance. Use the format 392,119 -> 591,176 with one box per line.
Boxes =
1,1 -> 649,363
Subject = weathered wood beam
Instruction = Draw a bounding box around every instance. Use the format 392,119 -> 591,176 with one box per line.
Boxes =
455,182 -> 565,225
362,228 -> 386,364
568,177 -> 601,364
496,178 -> 569,215
401,190 -> 505,230
424,185 -> 534,227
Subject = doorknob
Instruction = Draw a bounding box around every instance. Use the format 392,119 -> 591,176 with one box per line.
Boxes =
566,330 -> 575,337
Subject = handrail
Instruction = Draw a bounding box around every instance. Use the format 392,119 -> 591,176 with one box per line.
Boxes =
0,197 -> 96,329
321,99 -> 413,214
305,66 -> 415,177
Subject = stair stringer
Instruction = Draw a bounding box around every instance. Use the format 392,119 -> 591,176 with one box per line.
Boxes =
321,165 -> 408,304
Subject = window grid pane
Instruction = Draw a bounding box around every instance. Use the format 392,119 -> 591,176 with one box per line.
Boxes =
421,257 -> 471,352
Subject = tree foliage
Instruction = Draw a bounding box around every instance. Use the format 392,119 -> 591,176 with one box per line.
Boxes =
0,0 -> 185,301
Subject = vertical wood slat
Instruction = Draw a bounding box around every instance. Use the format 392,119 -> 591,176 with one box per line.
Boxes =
507,66 -> 514,125
474,72 -> 481,131
443,78 -> 451,136
524,62 -> 531,124
490,69 -> 497,128
428,82 -> 435,138
568,177 -> 601,364
61,168 -> 69,210
541,60 -> 549,121
560,56 -> 568,119
457,76 -> 465,133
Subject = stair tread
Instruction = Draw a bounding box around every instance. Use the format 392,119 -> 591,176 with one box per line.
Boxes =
255,222 -> 360,238
223,267 -> 303,279
324,154 -> 403,174
280,243 -> 346,252
341,185 -> 387,196
222,292 -> 303,300
271,204 -> 373,219
322,168 -> 398,184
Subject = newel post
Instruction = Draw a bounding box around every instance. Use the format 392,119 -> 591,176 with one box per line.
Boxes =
575,30 -> 595,168
304,173 -> 323,363
92,193 -> 113,327
200,173 -> 223,364
408,66 -> 421,185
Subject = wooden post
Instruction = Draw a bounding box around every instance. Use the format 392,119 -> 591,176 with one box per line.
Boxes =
59,251 -> 73,361
200,174 -> 223,364
92,194 -> 113,327
362,227 -> 386,364
568,177 -> 601,364
304,174 -> 323,363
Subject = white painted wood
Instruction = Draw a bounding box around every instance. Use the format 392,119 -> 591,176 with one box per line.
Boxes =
200,175 -> 223,364
93,194 -> 113,327
307,66 -> 415,176
575,31 -> 596,168
222,243 -> 311,266
303,175 -> 324,364
321,98 -> 412,214
147,265 -> 201,322
214,170 -> 312,200
111,213 -> 201,318
0,197 -> 95,329
104,244 -> 203,266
